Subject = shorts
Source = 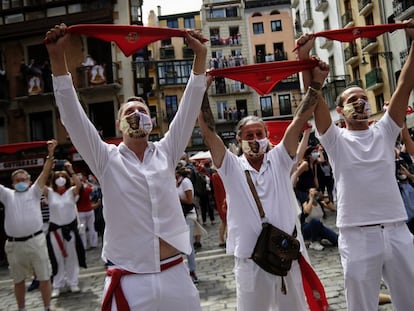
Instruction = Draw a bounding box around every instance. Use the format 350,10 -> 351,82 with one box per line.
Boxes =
5,233 -> 51,283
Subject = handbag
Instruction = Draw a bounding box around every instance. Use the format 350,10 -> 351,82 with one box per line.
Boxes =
245,171 -> 300,294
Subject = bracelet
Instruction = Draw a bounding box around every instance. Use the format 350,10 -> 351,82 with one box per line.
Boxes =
46,155 -> 54,160
192,70 -> 205,76
308,86 -> 321,94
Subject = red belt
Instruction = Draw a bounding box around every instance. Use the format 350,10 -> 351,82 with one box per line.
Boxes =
101,255 -> 183,311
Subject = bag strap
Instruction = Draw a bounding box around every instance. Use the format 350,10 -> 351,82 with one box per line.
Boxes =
245,170 -> 265,218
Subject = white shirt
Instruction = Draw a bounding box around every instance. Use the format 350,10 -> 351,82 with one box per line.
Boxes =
48,187 -> 77,226
217,143 -> 298,258
176,177 -> 194,201
53,72 -> 206,273
317,112 -> 407,228
0,182 -> 43,237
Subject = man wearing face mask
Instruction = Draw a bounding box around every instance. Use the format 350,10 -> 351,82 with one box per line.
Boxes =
297,20 -> 414,311
0,140 -> 56,311
45,23 -> 207,310
198,59 -> 330,309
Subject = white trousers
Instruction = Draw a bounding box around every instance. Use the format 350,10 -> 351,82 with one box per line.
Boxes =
339,222 -> 414,311
78,210 -> 98,249
50,229 -> 80,288
234,257 -> 309,311
103,261 -> 201,310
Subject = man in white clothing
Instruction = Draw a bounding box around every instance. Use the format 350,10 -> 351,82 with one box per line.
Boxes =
297,20 -> 414,311
198,62 -> 329,309
45,23 -> 207,311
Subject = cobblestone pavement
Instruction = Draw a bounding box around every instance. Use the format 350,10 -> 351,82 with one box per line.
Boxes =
0,210 -> 394,311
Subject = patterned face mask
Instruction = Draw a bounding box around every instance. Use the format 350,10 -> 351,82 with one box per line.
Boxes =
120,110 -> 153,138
342,99 -> 371,121
241,138 -> 269,158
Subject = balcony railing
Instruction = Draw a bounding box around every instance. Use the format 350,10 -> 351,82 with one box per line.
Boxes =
210,82 -> 248,96
365,67 -> 383,90
400,47 -> 410,68
347,79 -> 363,88
358,0 -> 373,16
160,46 -> 175,59
302,8 -> 313,28
210,56 -> 247,68
361,37 -> 377,52
344,44 -> 359,64
210,35 -> 242,47
315,0 -> 328,12
393,0 -> 414,20
76,62 -> 120,89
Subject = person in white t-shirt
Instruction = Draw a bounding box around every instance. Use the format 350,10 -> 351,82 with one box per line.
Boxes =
0,140 -> 56,311
297,20 -> 414,311
198,61 -> 330,310
45,23 -> 207,311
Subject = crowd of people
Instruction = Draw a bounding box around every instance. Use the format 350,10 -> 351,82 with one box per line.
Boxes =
0,20 -> 414,311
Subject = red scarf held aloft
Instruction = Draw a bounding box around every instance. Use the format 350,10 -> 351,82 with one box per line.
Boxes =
66,24 -> 208,57
208,58 -> 319,96
294,23 -> 408,51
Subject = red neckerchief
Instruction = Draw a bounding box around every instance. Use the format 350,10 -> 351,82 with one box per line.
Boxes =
66,24 -> 208,57
208,59 -> 319,96
294,23 -> 408,51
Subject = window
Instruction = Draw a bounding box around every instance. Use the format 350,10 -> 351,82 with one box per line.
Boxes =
167,19 -> 178,28
253,22 -> 264,35
210,27 -> 220,45
184,17 -> 195,29
375,93 -> 384,114
216,101 -> 228,121
89,102 -> 116,138
271,20 -> 282,32
191,127 -> 203,146
260,96 -> 273,117
278,94 -> 292,115
29,111 -> 53,141
158,60 -> 192,85
165,95 -> 178,122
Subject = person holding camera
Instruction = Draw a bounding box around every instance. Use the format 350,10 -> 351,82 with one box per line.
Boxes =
45,23 -> 207,310
0,140 -> 55,311
301,188 -> 338,251
44,159 -> 85,298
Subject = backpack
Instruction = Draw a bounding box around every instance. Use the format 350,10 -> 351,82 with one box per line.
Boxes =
194,171 -> 207,196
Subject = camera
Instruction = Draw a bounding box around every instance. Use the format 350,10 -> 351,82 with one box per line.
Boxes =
54,159 -> 66,171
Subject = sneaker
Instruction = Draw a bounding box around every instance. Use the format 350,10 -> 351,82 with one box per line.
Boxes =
27,279 -> 39,292
309,241 -> 324,251
70,285 -> 80,293
190,271 -> 199,284
51,288 -> 60,298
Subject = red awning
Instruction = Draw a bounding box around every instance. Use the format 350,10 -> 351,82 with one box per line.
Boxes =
69,137 -> 123,153
0,141 -> 48,154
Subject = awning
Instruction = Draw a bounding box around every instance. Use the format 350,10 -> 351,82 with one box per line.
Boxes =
190,150 -> 211,160
0,141 -> 47,154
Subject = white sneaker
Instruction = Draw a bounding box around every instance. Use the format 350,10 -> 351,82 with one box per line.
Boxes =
70,285 -> 80,293
51,288 -> 60,298
309,241 -> 324,251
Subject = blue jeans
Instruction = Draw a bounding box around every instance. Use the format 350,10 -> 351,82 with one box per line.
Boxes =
302,218 -> 338,245
186,215 -> 196,273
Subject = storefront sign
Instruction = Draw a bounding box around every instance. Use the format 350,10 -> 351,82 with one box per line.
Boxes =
0,158 -> 44,171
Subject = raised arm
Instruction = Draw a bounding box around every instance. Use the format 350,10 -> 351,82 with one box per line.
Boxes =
198,75 -> 226,168
36,139 -> 57,188
283,61 -> 330,157
64,161 -> 82,195
388,19 -> 414,127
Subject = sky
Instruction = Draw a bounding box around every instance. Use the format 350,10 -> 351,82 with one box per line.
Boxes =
142,0 -> 203,25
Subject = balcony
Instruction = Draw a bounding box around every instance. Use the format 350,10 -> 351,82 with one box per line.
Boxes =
347,79 -> 363,88
182,46 -> 194,59
291,0 -> 299,8
341,10 -> 354,28
400,47 -> 410,68
323,75 -> 349,109
365,67 -> 383,91
302,9 -> 313,28
160,46 -> 175,59
344,44 -> 359,65
319,37 -> 333,50
315,0 -> 328,12
393,0 -> 414,21
210,35 -> 242,47
361,37 -> 378,53
210,56 -> 247,68
75,62 -> 121,93
209,82 -> 250,96
358,0 -> 373,16
0,0 -> 114,41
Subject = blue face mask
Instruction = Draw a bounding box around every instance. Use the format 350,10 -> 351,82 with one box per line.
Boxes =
14,182 -> 29,192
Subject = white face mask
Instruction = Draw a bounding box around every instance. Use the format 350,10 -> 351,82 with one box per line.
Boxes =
120,110 -> 153,138
241,138 -> 269,158
342,99 -> 371,121
311,152 -> 319,160
55,176 -> 67,187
